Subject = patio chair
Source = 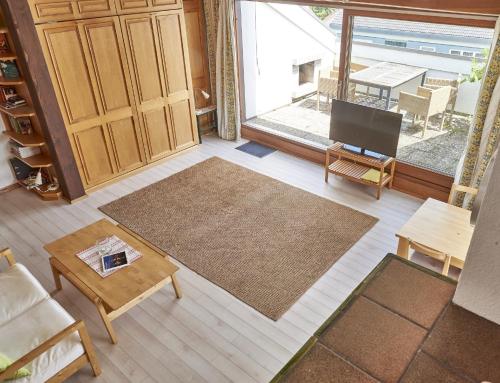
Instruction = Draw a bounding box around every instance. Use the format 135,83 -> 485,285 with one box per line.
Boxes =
424,77 -> 459,123
397,85 -> 452,137
317,68 -> 339,110
316,69 -> 356,110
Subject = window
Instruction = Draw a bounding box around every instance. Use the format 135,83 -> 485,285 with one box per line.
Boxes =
474,51 -> 486,58
420,46 -> 436,52
385,39 -> 407,48
237,4 -> 495,177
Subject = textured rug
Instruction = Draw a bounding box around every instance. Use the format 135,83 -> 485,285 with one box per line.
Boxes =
99,157 -> 378,320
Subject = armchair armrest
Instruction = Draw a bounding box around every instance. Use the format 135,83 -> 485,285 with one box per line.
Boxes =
0,320 -> 98,381
448,183 -> 479,204
398,91 -> 429,115
0,248 -> 15,267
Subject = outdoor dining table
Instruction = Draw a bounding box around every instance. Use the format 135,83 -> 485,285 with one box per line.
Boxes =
349,62 -> 428,110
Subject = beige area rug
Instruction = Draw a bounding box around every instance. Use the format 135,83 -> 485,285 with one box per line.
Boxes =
99,157 -> 378,320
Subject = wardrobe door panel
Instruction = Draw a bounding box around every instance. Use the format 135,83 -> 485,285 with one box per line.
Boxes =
156,13 -> 189,95
38,18 -> 145,189
155,11 -> 198,150
121,14 -> 173,162
169,99 -> 195,149
82,19 -> 131,112
30,1 -> 74,23
116,0 -> 149,13
29,0 -> 116,23
80,17 -> 145,176
39,24 -> 99,125
76,0 -> 115,15
151,0 -> 182,11
122,17 -> 163,102
73,125 -> 115,186
108,117 -> 145,172
144,109 -> 174,160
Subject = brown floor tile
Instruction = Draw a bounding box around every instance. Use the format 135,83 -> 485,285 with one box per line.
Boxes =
320,296 -> 427,383
400,351 -> 470,383
363,259 -> 455,329
423,304 -> 500,383
282,343 -> 378,383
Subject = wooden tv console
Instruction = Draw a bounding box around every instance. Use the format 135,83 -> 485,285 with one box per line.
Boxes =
324,142 -> 396,200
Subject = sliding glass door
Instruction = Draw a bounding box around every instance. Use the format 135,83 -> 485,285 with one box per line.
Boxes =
340,14 -> 494,176
237,3 -> 341,147
236,1 -> 496,179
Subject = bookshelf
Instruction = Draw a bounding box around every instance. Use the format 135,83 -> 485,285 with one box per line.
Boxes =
0,11 -> 61,201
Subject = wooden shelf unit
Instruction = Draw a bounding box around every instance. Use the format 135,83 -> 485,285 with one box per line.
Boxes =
0,76 -> 23,85
0,104 -> 35,117
13,153 -> 52,168
3,130 -> 45,146
0,11 -> 60,201
325,142 -> 396,200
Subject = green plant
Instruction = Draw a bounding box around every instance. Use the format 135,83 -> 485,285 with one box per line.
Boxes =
463,48 -> 489,83
310,6 -> 333,20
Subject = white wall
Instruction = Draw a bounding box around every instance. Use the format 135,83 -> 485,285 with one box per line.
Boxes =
453,148 -> 500,324
0,119 -> 15,189
240,3 -> 337,120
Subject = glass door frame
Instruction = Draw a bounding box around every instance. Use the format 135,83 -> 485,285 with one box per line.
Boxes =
235,1 -> 497,200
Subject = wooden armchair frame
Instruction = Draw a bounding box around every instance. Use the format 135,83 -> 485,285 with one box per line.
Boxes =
448,183 -> 479,204
0,249 -> 101,382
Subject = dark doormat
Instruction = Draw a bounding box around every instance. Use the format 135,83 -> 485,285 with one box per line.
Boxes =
235,141 -> 276,158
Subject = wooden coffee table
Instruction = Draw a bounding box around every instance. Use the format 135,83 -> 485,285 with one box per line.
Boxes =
44,219 -> 182,344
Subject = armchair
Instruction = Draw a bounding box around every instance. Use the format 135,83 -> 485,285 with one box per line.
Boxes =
424,77 -> 459,120
0,248 -> 101,382
397,85 -> 452,137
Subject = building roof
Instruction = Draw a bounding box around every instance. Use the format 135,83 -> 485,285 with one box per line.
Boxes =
329,11 -> 494,40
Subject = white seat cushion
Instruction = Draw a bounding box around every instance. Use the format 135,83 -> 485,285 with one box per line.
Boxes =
0,264 -> 49,326
0,298 -> 84,383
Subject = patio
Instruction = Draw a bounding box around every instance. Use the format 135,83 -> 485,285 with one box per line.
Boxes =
247,93 -> 470,176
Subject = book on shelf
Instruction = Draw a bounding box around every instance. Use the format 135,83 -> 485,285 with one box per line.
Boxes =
8,115 -> 32,135
9,157 -> 35,181
9,139 -> 41,158
17,117 -> 33,134
5,95 -> 26,106
0,86 -> 16,102
0,33 -> 10,54
0,60 -> 19,79
1,96 -> 27,110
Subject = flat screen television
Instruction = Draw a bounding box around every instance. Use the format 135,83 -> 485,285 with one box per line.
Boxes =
329,100 -> 403,158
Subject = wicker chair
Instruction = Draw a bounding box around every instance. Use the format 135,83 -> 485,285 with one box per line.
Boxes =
316,68 -> 340,111
397,85 -> 452,137
424,77 -> 459,123
316,68 -> 358,110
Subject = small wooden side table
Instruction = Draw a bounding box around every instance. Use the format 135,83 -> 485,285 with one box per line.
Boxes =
396,198 -> 473,275
44,219 -> 182,344
325,142 -> 396,199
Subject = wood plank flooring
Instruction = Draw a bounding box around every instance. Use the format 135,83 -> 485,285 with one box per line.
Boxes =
0,135 -> 429,382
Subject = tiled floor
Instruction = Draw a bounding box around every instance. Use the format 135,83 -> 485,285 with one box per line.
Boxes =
276,256 -> 500,383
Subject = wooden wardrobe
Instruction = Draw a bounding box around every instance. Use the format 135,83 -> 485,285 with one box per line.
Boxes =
30,0 -> 198,190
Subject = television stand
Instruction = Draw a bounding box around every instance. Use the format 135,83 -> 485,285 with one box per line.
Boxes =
325,142 -> 396,200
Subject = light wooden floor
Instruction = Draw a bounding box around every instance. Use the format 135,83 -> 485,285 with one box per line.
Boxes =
1,135 -> 444,383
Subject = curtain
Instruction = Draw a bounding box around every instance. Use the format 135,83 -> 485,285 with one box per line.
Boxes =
454,17 -> 500,208
203,0 -> 241,141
